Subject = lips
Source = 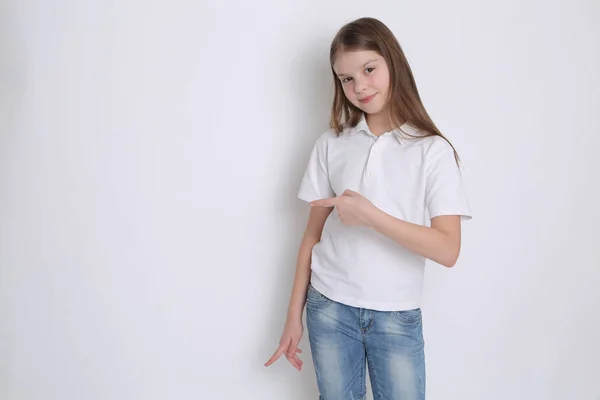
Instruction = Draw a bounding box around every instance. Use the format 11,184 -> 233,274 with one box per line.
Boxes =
359,94 -> 376,103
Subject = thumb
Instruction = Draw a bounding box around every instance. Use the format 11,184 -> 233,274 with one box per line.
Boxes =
343,189 -> 359,197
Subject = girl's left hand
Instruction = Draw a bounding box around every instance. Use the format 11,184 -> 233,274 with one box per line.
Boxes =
311,189 -> 377,226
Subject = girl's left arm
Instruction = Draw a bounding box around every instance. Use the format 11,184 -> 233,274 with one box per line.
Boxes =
311,190 -> 463,268
361,137 -> 470,266
368,210 -> 461,268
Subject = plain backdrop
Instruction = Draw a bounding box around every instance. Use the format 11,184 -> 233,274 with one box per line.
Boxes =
1,1 -> 599,399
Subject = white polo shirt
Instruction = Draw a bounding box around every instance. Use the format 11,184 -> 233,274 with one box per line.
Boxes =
298,114 -> 472,311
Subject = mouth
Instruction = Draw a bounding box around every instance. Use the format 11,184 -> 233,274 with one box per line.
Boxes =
358,94 -> 376,104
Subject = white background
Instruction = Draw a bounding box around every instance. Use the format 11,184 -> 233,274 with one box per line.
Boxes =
1,1 -> 599,399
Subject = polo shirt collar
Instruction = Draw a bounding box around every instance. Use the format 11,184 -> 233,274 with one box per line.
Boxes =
348,113 -> 420,141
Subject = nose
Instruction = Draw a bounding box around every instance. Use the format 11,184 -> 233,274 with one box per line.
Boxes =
354,76 -> 367,94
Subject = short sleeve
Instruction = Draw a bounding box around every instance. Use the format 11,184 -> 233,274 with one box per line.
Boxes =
297,133 -> 335,203
425,139 -> 472,221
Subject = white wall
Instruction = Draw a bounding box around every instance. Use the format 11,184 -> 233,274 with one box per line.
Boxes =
1,1 -> 599,399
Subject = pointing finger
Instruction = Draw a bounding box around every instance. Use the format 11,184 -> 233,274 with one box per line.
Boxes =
264,344 -> 286,367
311,198 -> 337,207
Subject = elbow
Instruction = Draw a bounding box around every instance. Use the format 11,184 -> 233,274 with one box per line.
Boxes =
433,229 -> 462,268
443,258 -> 457,268
441,250 -> 460,268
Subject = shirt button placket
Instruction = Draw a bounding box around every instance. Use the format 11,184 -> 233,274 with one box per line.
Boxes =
368,139 -> 379,179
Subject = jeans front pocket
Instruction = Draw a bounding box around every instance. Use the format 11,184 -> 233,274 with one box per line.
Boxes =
306,284 -> 333,310
392,308 -> 422,325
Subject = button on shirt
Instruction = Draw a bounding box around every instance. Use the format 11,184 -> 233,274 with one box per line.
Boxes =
297,114 -> 472,311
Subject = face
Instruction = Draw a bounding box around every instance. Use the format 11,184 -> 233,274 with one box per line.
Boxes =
332,50 -> 391,116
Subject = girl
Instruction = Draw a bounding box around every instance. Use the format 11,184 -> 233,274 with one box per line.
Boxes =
265,17 -> 471,400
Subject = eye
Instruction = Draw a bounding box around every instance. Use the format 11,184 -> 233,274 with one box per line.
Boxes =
365,67 -> 375,74
341,77 -> 353,84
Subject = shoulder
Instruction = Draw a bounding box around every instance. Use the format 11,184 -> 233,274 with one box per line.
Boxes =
423,135 -> 454,155
318,128 -> 338,141
401,130 -> 453,154
403,134 -> 457,172
403,132 -> 452,156
312,128 -> 341,149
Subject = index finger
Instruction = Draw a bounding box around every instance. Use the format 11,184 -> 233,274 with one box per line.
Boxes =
264,345 -> 286,367
310,197 -> 337,207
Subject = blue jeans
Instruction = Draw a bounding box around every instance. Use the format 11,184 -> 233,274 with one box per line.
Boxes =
306,284 -> 426,400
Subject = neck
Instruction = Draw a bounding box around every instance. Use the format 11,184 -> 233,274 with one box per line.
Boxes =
365,109 -> 402,136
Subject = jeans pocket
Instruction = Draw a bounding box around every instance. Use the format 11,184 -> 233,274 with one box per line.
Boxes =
392,308 -> 422,324
306,284 -> 333,310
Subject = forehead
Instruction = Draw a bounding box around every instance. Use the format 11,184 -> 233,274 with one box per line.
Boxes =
332,50 -> 383,74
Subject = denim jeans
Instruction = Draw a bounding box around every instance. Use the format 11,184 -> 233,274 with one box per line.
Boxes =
306,284 -> 426,400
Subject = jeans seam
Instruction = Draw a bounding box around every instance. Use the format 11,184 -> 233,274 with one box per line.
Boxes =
357,347 -> 366,400
417,357 -> 426,398
366,344 -> 381,400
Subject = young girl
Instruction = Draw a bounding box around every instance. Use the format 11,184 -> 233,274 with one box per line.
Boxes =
265,17 -> 471,400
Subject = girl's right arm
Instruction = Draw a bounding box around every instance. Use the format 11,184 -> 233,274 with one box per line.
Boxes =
264,206 -> 332,371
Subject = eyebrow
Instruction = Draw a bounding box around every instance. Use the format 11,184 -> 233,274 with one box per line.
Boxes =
336,59 -> 379,78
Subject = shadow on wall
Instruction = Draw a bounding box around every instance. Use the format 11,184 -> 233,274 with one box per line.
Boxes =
0,4 -> 26,397
261,35 -> 334,398
0,2 -> 26,160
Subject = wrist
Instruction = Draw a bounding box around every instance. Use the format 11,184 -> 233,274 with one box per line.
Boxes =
366,205 -> 384,229
286,313 -> 303,325
286,306 -> 304,323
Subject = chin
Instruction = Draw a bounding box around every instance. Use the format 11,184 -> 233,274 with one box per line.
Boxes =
361,104 -> 385,115
353,99 -> 384,115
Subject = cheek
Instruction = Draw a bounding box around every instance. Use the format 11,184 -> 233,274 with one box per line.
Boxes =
342,85 -> 355,100
377,71 -> 390,91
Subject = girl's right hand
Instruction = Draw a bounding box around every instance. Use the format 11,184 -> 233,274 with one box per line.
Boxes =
264,318 -> 304,371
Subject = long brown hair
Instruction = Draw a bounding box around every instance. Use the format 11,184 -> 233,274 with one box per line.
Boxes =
329,17 -> 460,164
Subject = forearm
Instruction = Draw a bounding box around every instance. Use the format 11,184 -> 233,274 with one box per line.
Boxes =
286,234 -> 319,321
368,208 -> 459,267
